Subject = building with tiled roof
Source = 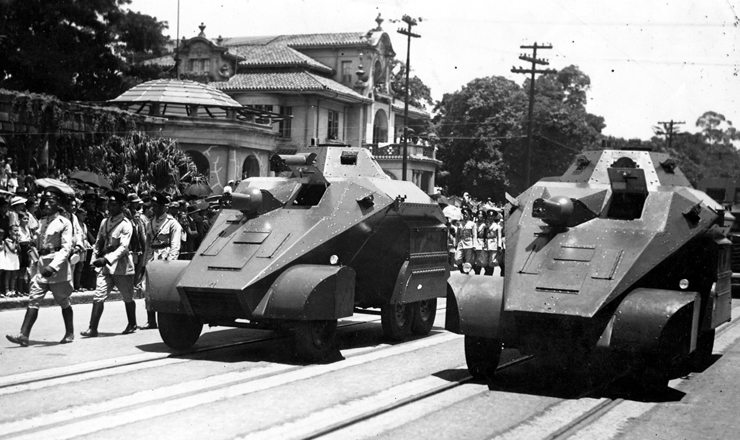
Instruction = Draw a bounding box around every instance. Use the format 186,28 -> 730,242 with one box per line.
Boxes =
140,16 -> 438,193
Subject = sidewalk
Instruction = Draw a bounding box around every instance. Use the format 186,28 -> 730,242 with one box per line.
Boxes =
0,289 -> 123,310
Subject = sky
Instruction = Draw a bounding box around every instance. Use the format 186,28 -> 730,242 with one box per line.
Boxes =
128,0 -> 739,141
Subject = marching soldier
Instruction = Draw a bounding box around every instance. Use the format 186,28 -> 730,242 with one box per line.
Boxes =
6,186 -> 74,346
81,190 -> 138,337
139,192 -> 181,330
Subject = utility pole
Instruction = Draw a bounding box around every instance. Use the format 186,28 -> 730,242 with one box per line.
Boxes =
657,120 -> 685,149
397,15 -> 420,182
511,43 -> 557,187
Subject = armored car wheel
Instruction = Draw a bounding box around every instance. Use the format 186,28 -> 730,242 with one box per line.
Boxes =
381,303 -> 414,341
158,312 -> 203,350
293,319 -> 338,361
411,299 -> 437,335
465,336 -> 502,381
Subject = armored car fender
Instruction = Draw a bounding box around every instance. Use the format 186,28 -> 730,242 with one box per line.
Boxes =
251,264 -> 356,321
147,260 -> 192,315
600,287 -> 700,357
446,276 -> 506,339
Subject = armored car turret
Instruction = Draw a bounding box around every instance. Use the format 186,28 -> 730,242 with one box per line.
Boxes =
446,149 -> 733,385
147,145 -> 449,360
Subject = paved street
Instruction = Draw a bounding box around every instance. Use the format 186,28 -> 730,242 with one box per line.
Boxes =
1,273 -> 739,440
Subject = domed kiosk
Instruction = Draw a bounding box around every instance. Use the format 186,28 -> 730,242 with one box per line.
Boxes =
108,79 -> 287,192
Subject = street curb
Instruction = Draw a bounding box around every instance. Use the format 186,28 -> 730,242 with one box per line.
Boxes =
0,291 -> 124,310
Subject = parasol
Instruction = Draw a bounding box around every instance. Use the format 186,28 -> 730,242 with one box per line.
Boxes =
184,181 -> 213,197
68,171 -> 112,190
442,205 -> 463,221
35,178 -> 76,197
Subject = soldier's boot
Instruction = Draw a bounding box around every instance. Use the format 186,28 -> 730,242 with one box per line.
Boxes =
6,308 -> 39,347
139,311 -> 157,330
60,306 -> 74,343
80,302 -> 104,337
122,302 -> 137,334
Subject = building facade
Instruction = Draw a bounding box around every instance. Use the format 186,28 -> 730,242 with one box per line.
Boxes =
144,16 -> 439,194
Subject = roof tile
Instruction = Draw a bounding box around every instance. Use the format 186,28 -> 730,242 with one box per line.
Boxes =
209,72 -> 370,102
232,46 -> 332,73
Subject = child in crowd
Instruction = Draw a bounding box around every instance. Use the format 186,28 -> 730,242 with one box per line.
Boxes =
6,172 -> 18,193
16,213 -> 34,295
0,228 -> 20,297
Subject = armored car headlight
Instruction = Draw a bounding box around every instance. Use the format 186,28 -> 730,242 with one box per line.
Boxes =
679,279 -> 689,290
329,255 -> 339,265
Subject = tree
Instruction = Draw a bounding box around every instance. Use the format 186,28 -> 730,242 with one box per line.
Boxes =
390,59 -> 434,110
434,76 -> 525,201
696,111 -> 740,146
87,131 -> 196,194
0,0 -> 168,101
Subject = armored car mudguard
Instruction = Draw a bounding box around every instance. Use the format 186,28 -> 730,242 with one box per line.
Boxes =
148,145 -> 450,360
446,149 -> 733,386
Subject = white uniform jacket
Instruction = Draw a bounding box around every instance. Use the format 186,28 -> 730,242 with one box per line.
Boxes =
92,213 -> 135,276
34,212 -> 73,284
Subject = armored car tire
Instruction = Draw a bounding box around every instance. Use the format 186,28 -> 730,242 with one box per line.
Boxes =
293,319 -> 338,361
158,312 -> 203,350
381,303 -> 414,341
411,299 -> 437,335
465,336 -> 502,381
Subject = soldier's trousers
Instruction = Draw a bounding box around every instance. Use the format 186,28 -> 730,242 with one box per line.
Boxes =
28,276 -> 74,309
94,273 -> 135,303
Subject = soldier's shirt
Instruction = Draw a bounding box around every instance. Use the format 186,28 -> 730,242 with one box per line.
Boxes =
148,213 -> 181,261
94,213 -> 135,276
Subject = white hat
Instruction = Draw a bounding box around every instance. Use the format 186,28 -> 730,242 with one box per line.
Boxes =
10,196 -> 27,207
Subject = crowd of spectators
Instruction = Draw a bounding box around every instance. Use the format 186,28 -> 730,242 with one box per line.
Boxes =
0,157 -> 221,299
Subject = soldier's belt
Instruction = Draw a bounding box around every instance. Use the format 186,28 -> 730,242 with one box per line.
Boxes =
150,243 -> 169,249
39,246 -> 62,256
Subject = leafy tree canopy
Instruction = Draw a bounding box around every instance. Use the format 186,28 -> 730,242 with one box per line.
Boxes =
390,59 -> 434,110
434,66 -> 605,201
0,0 -> 169,101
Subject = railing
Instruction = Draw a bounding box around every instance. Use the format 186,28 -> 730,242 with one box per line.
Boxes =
364,143 -> 436,160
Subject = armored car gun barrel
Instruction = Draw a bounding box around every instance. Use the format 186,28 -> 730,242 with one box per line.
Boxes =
147,145 -> 450,361
446,149 -> 734,386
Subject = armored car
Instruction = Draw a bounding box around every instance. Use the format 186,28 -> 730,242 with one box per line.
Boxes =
148,145 -> 449,360
446,149 -> 733,386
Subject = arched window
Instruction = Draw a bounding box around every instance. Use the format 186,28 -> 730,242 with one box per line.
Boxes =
242,155 -> 260,179
185,150 -> 210,176
373,109 -> 388,144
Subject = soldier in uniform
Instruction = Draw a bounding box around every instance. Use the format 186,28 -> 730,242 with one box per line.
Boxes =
80,190 -> 138,337
127,193 -> 148,298
139,192 -> 181,330
6,186 -> 74,346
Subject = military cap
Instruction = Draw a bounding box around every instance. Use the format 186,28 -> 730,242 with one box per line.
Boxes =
105,190 -> 127,204
42,186 -> 66,201
82,192 -> 98,202
150,192 -> 169,205
127,193 -> 143,204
